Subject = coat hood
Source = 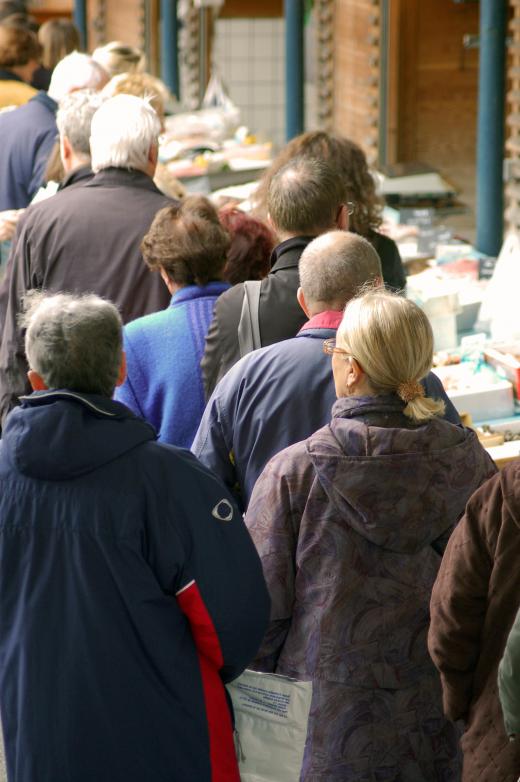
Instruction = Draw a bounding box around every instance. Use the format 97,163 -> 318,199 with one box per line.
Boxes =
1,391 -> 156,480
306,395 -> 494,554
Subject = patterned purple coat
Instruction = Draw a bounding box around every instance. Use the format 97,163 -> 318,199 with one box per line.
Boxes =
245,395 -> 497,782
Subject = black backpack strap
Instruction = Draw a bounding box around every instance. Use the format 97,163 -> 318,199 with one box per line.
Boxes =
238,280 -> 262,358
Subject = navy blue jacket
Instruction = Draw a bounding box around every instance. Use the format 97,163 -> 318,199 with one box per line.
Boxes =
0,391 -> 269,782
192,311 -> 461,511
0,92 -> 57,210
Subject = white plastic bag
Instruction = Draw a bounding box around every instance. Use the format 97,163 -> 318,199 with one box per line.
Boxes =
478,233 -> 520,340
227,670 -> 312,782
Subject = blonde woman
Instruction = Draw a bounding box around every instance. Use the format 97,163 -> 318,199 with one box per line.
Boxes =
244,289 -> 496,782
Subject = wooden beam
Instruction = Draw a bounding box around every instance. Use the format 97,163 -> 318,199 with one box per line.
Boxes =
220,0 -> 283,18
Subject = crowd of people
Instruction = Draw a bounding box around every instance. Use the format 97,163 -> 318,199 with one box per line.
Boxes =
1,4 -> 520,782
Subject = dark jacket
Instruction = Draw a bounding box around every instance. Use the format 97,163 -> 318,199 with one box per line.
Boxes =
0,167 -> 173,426
429,462 -> 520,781
369,230 -> 407,291
193,310 -> 462,511
201,235 -> 312,399
245,395 -> 496,781
0,390 -> 270,782
0,91 -> 58,210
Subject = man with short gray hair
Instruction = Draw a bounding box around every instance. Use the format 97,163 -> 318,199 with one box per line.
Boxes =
0,291 -> 269,782
193,231 -> 460,511
0,94 -> 174,426
0,51 -> 108,211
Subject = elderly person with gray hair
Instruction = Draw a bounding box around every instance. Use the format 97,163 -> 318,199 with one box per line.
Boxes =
0,93 -> 175,427
0,291 -> 269,782
0,51 -> 108,212
0,89 -> 100,252
193,230 -> 459,511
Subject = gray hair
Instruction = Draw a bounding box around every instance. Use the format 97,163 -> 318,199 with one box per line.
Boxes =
299,231 -> 382,306
48,51 -> 108,103
267,157 -> 347,236
22,292 -> 123,398
56,90 -> 103,158
90,93 -> 161,173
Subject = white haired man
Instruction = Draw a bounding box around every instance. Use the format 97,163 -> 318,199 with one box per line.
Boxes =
193,231 -> 460,511
0,93 -> 175,426
0,291 -> 269,782
0,51 -> 108,211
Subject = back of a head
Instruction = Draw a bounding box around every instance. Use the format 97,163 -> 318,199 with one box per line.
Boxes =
90,93 -> 161,173
0,21 -> 40,68
299,231 -> 382,309
219,209 -> 275,285
56,89 -> 102,159
268,157 -> 346,236
337,289 -> 445,422
142,195 -> 230,287
92,41 -> 144,78
101,71 -> 169,123
254,131 -> 381,235
23,292 -> 122,397
48,51 -> 108,103
38,18 -> 80,71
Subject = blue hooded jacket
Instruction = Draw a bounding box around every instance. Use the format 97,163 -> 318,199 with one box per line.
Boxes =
0,391 -> 269,782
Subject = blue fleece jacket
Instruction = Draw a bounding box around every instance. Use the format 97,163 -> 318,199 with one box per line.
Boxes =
115,282 -> 229,447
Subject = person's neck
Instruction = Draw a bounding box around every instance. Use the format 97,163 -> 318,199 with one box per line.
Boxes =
8,64 -> 33,83
63,155 -> 90,175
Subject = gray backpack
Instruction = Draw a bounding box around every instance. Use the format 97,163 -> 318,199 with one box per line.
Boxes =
237,280 -> 262,358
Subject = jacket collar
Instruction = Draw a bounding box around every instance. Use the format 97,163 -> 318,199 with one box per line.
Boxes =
299,310 -> 343,332
270,235 -> 314,273
30,90 -> 58,115
19,389 -> 134,418
170,281 -> 230,306
0,68 -> 24,83
86,167 -> 164,194
58,165 -> 93,191
332,394 -> 405,420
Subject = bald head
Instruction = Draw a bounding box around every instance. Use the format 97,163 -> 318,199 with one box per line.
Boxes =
298,231 -> 382,314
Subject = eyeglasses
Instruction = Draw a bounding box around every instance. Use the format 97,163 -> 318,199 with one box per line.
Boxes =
323,338 -> 352,358
346,202 -> 355,216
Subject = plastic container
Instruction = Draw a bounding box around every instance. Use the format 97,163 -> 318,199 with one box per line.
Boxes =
433,365 -> 515,421
484,346 -> 520,397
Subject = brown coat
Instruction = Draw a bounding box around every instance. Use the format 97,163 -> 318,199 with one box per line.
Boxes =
428,459 -> 520,781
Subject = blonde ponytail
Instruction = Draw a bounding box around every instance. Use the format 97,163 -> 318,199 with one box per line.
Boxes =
337,289 -> 446,422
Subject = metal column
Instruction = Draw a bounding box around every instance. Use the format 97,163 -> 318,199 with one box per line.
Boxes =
285,0 -> 304,141
74,0 -> 88,50
161,0 -> 180,100
476,0 -> 507,256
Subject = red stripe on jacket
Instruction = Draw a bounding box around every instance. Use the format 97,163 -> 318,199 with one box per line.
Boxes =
176,580 -> 240,782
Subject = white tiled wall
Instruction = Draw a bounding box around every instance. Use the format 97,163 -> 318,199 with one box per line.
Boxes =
213,17 -> 286,149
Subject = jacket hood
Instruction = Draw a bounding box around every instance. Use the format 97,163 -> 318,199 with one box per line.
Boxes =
306,395 -> 493,554
500,459 -> 520,531
1,391 -> 156,480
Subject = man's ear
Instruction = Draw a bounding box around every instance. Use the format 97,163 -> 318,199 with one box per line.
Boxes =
27,370 -> 48,391
116,351 -> 127,387
60,135 -> 72,167
336,204 -> 349,231
297,287 -> 311,318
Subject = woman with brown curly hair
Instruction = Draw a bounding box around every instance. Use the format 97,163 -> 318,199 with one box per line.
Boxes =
114,195 -> 230,447
253,131 -> 406,291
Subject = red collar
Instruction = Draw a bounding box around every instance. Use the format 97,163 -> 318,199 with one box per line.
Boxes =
299,310 -> 343,331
